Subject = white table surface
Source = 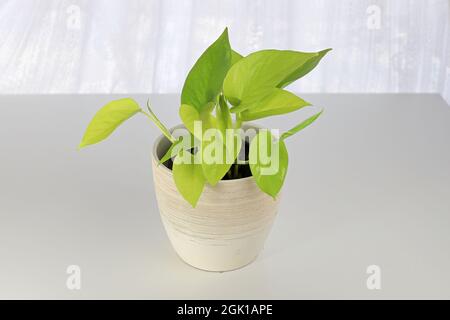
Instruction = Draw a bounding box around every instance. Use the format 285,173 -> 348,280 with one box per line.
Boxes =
0,94 -> 449,299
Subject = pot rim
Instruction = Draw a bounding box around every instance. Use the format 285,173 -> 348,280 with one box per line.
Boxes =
151,123 -> 263,184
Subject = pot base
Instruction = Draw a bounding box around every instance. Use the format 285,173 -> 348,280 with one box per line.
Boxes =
175,251 -> 259,273
161,213 -> 274,272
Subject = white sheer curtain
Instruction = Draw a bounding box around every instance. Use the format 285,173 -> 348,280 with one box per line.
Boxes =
0,0 -> 448,97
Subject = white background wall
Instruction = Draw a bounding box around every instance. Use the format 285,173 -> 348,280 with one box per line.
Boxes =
0,0 -> 449,100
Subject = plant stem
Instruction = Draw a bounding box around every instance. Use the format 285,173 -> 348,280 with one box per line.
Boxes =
235,113 -> 243,129
141,100 -> 176,143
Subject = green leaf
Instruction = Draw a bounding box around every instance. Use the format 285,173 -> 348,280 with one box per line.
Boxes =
180,102 -> 236,185
277,49 -> 331,88
179,104 -> 200,134
239,88 -> 311,121
159,133 -> 199,166
172,149 -> 205,207
216,95 -> 232,133
201,131 -> 242,186
201,95 -> 241,185
231,49 -> 243,66
280,110 -> 323,141
79,98 -> 140,148
249,130 -> 288,198
181,28 -> 232,112
223,48 -> 331,111
179,103 -> 216,139
158,137 -> 183,165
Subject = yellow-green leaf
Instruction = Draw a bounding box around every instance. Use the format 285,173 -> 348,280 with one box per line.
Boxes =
179,103 -> 217,139
79,98 -> 140,148
201,131 -> 241,186
280,110 -> 323,141
158,137 -> 183,165
249,130 -> 288,198
173,150 -> 205,207
278,49 -> 331,88
216,95 -> 232,133
239,88 -> 311,121
179,104 -> 200,135
231,49 -> 243,66
223,48 -> 331,118
181,28 -> 231,112
200,95 -> 240,185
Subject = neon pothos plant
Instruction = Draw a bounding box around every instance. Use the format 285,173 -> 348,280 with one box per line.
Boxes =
79,28 -> 330,207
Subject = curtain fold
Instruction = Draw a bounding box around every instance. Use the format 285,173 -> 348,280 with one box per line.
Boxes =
0,0 -> 448,95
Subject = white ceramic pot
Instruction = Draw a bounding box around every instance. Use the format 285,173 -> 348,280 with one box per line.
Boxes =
151,125 -> 280,272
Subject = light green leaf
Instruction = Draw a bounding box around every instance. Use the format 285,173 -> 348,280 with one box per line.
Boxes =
179,103 -> 216,139
173,150 -> 205,207
228,86 -> 272,113
201,131 -> 242,186
216,95 -> 232,133
223,48 -> 331,110
201,95 -> 240,185
249,130 -> 288,198
179,104 -> 200,134
231,49 -> 243,66
180,101 -> 238,185
277,49 -> 331,88
239,88 -> 311,121
159,133 -> 199,165
79,98 -> 140,148
280,110 -> 323,141
181,28 -> 231,112
158,137 -> 183,165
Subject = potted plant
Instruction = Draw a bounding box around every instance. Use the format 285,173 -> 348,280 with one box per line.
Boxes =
79,28 -> 330,272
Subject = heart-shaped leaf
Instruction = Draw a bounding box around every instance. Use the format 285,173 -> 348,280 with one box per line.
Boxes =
239,88 -> 311,121
249,130 -> 288,198
231,49 -> 243,66
158,137 -> 183,165
216,95 -> 232,133
181,28 -> 232,112
201,131 -> 242,186
79,98 -> 140,148
172,149 -> 205,207
203,95 -> 241,185
223,48 -> 330,118
179,103 -> 216,139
